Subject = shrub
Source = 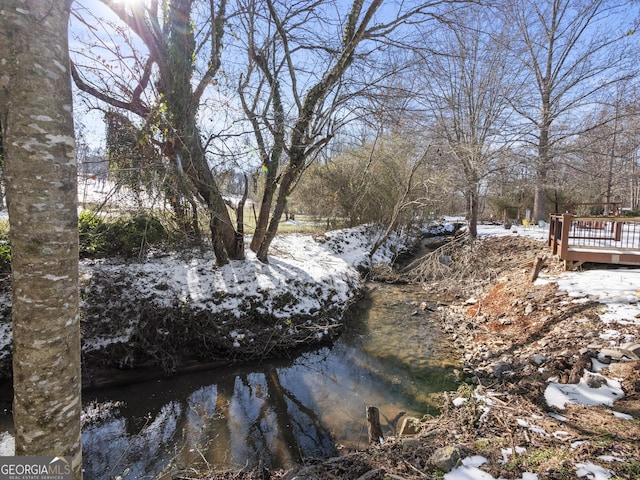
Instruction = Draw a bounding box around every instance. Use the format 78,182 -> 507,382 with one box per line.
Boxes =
79,211 -> 107,257
0,240 -> 9,274
107,214 -> 167,257
79,211 -> 168,258
0,219 -> 9,274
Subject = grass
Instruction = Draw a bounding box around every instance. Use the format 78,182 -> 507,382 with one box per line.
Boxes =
614,460 -> 640,478
231,205 -> 333,236
505,447 -> 572,475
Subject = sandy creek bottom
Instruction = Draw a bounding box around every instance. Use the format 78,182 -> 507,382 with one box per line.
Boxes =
0,282 -> 461,479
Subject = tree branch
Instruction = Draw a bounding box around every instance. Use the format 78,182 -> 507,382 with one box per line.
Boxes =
70,61 -> 150,117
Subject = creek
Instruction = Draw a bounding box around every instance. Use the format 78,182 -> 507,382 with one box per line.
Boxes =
0,281 -> 461,479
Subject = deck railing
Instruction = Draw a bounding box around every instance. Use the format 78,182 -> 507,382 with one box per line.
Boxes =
548,213 -> 640,269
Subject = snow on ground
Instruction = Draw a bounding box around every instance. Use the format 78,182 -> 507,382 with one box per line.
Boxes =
444,454 -> 616,480
474,221 -> 549,242
84,234 -> 359,316
444,455 -> 540,480
440,223 -> 639,480
0,431 -> 14,456
1,221 -> 431,356
1,217 -> 638,477
544,374 -> 625,410
77,240 -> 360,352
553,269 -> 640,324
473,222 -> 639,330
510,226 -> 640,414
444,455 -> 498,480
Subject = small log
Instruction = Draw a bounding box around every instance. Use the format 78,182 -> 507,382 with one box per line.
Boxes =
568,353 -> 592,384
366,406 -> 384,445
529,255 -> 546,282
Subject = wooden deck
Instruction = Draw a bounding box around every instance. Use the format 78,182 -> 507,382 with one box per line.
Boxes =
548,213 -> 640,270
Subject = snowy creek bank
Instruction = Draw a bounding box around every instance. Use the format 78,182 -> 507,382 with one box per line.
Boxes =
1,223 -> 463,478
0,223 -> 453,385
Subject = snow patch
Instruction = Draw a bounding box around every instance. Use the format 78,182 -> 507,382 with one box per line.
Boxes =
544,375 -> 624,410
0,431 -> 14,455
575,462 -> 613,480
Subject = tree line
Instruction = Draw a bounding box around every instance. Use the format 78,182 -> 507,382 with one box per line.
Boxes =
68,0 -> 640,261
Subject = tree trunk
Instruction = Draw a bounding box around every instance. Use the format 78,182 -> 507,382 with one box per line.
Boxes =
0,0 -> 82,477
468,183 -> 479,238
245,72 -> 284,253
249,175 -> 277,253
533,90 -> 552,223
164,0 -> 244,265
164,0 -> 242,265
256,164 -> 299,262
533,163 -> 548,222
179,136 -> 242,264
234,175 -> 249,260
168,103 -> 242,265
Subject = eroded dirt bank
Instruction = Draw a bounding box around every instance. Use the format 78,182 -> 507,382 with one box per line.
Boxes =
191,236 -> 640,480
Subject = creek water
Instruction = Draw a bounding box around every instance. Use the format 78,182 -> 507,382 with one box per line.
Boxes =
0,282 -> 461,479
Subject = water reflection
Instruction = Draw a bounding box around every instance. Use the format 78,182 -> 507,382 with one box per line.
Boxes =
2,283 -> 461,479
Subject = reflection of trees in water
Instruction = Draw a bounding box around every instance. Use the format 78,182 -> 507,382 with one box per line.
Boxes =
239,373 -> 276,466
182,379 -> 233,468
82,401 -> 182,480
79,282 -> 457,477
163,366 -> 338,470
226,367 -> 336,469
264,366 -> 302,466
81,346 -> 445,478
268,366 -> 337,459
264,365 -> 338,465
211,377 -> 233,465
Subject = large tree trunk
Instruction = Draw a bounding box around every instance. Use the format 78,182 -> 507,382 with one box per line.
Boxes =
533,87 -> 552,223
165,0 -> 242,264
177,133 -> 242,264
0,0 -> 83,477
533,168 -> 548,222
533,122 -> 550,222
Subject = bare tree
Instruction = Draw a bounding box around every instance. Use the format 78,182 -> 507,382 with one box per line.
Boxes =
561,83 -> 640,210
234,0 -> 456,262
418,4 -> 522,236
70,0 -> 243,265
0,0 -> 82,475
368,144 -> 433,257
507,0 -> 638,222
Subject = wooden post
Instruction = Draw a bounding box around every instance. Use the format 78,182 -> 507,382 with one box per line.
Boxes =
529,255 -> 546,282
614,220 -> 623,242
366,406 -> 384,445
559,213 -> 573,261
